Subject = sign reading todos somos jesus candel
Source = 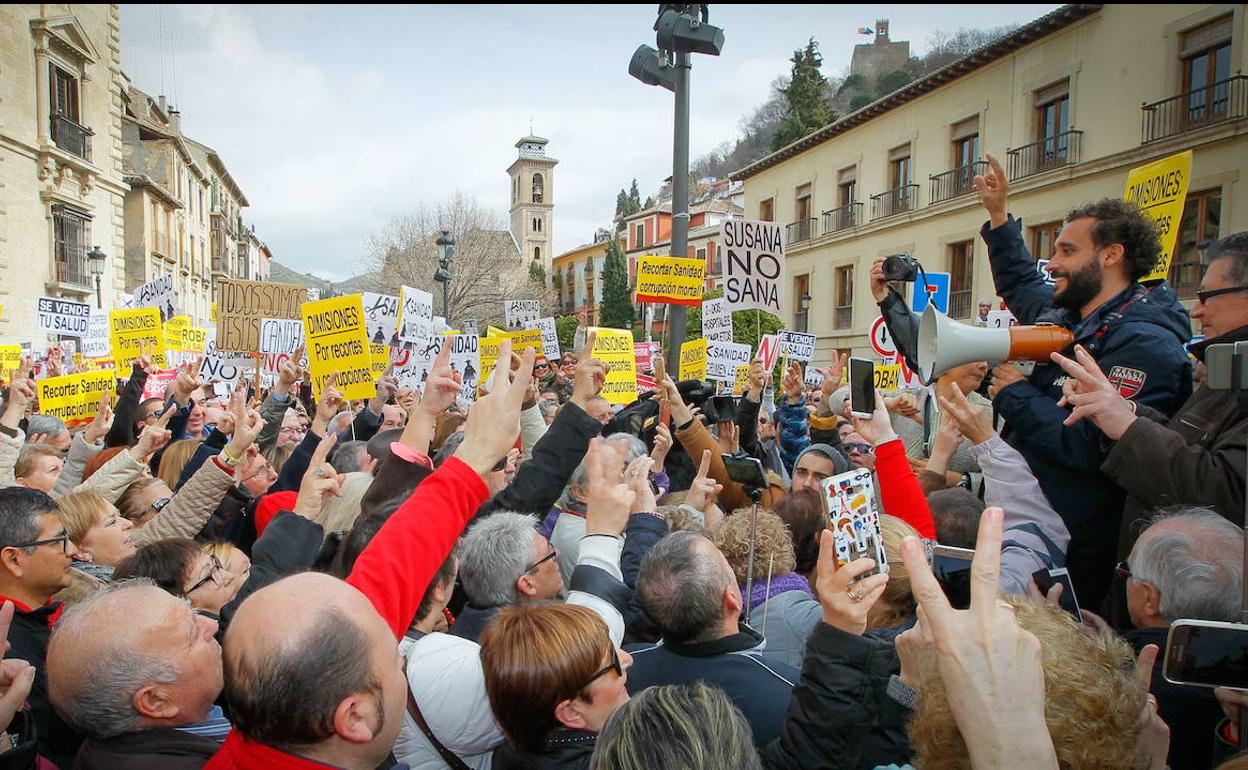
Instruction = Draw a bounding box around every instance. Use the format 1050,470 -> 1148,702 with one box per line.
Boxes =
721,219 -> 785,316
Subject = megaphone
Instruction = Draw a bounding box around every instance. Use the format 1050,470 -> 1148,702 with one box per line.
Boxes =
917,304 -> 1074,383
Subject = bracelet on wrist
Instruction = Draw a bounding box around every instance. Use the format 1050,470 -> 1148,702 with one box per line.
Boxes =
220,446 -> 242,466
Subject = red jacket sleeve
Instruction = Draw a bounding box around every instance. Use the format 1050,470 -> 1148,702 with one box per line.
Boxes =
347,456 -> 488,638
875,439 -> 936,540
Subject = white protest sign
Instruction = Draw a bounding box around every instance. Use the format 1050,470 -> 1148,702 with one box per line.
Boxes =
259,318 -> 304,355
706,340 -> 753,383
393,334 -> 480,402
198,331 -> 254,387
398,285 -> 434,343
986,310 -> 1017,329
721,219 -> 784,315
36,296 -> 91,338
362,292 -> 400,346
82,309 -> 110,358
804,366 -> 824,389
133,274 -> 178,321
525,317 -> 560,362
778,330 -> 816,362
701,297 -> 733,342
504,300 -> 540,330
433,316 -> 452,336
757,334 -> 781,374
461,319 -> 479,337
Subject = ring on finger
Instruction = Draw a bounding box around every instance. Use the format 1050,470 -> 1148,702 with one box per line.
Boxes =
315,466 -> 327,478
846,585 -> 864,602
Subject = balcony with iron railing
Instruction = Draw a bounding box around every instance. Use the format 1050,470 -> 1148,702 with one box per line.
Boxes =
870,184 -> 919,220
929,161 -> 987,205
50,113 -> 92,161
1142,76 -> 1247,144
786,217 -> 816,245
55,248 -> 91,288
822,202 -> 861,234
949,290 -> 973,320
1006,130 -> 1082,180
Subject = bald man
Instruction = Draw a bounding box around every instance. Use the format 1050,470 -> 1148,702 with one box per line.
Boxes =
47,580 -> 222,769
214,573 -> 407,769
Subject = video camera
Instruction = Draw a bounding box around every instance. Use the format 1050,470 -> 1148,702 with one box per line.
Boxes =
882,252 -> 921,282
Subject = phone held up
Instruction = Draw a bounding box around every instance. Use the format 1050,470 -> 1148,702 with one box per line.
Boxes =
848,357 -> 875,419
1164,619 -> 1248,690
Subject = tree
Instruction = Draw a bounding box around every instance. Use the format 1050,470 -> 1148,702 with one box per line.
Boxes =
771,38 -> 835,151
598,238 -> 634,330
555,314 -> 580,352
876,69 -> 912,96
363,193 -> 540,326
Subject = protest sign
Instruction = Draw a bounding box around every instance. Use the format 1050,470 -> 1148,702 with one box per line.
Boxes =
163,316 -> 190,352
395,334 -> 480,401
636,373 -> 657,394
874,363 -> 903,391
302,294 -> 373,400
0,346 -> 22,371
634,256 -> 705,306
58,340 -> 77,359
986,310 -> 1017,329
142,368 -> 179,400
477,337 -> 501,392
36,296 -> 90,337
721,219 -> 784,315
1124,150 -> 1192,283
504,328 -> 546,360
733,365 -> 752,395
679,338 -> 707,381
701,297 -> 733,342
588,328 -> 637,405
306,288 -> 321,302
804,365 -> 824,389
504,300 -> 540,330
259,318 -> 305,356
757,334 -> 781,374
707,340 -> 753,384
37,369 -> 115,426
109,307 -> 166,370
182,326 -> 208,353
362,292 -> 400,345
433,316 -> 453,336
82,309 -> 110,358
633,342 -> 660,374
397,286 -> 434,344
461,320 -> 479,337
524,317 -> 560,362
133,274 -> 177,321
215,278 -> 306,353
199,332 -> 254,387
778,330 -> 816,362
370,344 -> 391,381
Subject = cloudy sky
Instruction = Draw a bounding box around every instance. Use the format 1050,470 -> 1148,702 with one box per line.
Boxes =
119,4 -> 1058,280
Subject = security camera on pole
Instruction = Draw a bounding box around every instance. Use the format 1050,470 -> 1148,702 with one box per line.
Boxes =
629,4 -> 724,376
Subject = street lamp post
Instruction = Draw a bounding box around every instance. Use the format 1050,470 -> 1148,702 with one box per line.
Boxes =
630,5 -> 724,376
434,230 -> 455,319
86,245 -> 107,308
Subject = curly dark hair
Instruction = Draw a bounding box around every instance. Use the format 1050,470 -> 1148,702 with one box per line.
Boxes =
1065,198 -> 1162,281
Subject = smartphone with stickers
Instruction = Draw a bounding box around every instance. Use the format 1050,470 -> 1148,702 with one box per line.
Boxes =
820,469 -> 887,577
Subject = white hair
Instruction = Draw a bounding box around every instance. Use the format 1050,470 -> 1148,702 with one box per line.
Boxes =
1132,507 -> 1244,623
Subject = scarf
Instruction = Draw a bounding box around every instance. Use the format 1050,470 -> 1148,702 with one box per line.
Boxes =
747,571 -> 813,613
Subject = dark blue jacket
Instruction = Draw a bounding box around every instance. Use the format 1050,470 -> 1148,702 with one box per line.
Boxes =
984,216 -> 1192,608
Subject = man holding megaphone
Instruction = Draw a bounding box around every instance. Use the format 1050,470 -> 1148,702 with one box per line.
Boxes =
964,153 -> 1192,610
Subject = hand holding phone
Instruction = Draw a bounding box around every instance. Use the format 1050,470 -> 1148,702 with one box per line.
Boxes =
1165,620 -> 1248,689
848,358 -> 876,418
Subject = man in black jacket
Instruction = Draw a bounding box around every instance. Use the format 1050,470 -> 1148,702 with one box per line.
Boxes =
628,531 -> 799,748
47,582 -> 222,770
0,487 -> 84,767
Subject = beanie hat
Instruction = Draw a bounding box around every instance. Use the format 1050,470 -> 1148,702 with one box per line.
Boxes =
794,442 -> 849,477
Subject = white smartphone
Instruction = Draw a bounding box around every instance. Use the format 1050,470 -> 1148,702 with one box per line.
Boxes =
848,357 -> 875,418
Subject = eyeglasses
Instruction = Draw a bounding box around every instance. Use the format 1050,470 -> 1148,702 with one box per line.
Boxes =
185,554 -> 226,595
843,443 -> 873,455
1196,285 -> 1248,304
524,547 -> 558,574
279,426 -> 306,435
534,362 -> 550,370
11,533 -> 70,552
579,645 -> 623,692
1114,560 -> 1133,580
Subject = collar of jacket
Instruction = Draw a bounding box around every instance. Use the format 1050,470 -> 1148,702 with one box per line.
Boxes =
83,726 -> 219,758
0,593 -> 63,628
662,622 -> 766,657
1187,324 -> 1248,362
543,727 -> 597,750
1068,283 -> 1142,337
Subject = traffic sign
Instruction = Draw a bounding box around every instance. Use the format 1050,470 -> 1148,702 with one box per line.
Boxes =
869,316 -> 896,358
910,272 -> 950,314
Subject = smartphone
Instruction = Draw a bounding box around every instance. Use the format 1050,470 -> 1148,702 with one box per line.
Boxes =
848,357 -> 875,418
710,395 -> 739,423
1164,619 -> 1248,689
721,453 -> 766,488
932,545 -> 975,610
1031,567 -> 1081,619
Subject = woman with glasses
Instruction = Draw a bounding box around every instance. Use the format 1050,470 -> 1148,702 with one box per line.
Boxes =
115,539 -> 241,618
53,489 -> 138,606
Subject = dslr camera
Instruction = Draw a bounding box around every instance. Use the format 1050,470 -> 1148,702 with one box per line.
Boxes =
882,253 -> 921,282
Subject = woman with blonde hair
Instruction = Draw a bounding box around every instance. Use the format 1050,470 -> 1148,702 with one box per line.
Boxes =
155,438 -> 199,490
54,489 -> 137,605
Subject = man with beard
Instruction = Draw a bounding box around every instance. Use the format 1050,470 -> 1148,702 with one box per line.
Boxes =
974,153 -> 1191,609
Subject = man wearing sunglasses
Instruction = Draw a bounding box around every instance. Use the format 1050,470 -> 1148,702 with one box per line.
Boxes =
1052,232 -> 1248,562
0,487 -> 84,767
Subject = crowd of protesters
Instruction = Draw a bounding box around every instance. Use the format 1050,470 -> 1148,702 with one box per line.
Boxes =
0,150 -> 1242,769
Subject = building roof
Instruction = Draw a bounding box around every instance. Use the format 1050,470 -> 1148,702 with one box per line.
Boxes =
514,135 -> 549,148
730,3 -> 1103,181
184,138 -> 250,207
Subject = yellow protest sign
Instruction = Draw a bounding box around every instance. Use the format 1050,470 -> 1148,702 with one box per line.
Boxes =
181,326 -> 208,354
478,337 -> 501,392
487,325 -> 508,338
164,316 -> 190,351
0,346 -> 21,372
589,328 -> 637,405
109,308 -> 166,370
873,364 -> 902,391
37,369 -> 115,426
370,344 -> 390,381
504,328 -> 546,360
1124,150 -> 1192,283
634,255 -> 705,306
679,338 -> 707,381
733,365 -> 751,395
302,294 -> 373,400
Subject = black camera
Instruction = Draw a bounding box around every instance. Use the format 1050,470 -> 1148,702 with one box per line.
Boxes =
882,253 -> 920,282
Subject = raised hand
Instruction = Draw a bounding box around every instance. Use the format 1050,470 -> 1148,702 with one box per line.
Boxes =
847,388 -> 897,446
938,383 -> 995,445
658,373 -> 693,427
746,359 -> 767,400
1050,345 -> 1137,440
170,359 -> 203,405
314,373 -> 343,431
0,603 -> 36,742
276,346 -> 305,396
972,152 -> 1009,228
717,419 -> 740,454
293,432 -> 345,520
454,340 -> 535,477
132,406 -> 175,457
814,529 -> 889,635
225,391 -> 266,459
2,362 -> 34,429
650,422 -> 672,472
684,449 -> 723,513
818,353 -> 848,399
869,257 -> 891,303
83,394 -> 114,444
583,439 -> 635,536
624,455 -> 657,514
417,342 -> 461,418
570,330 -> 611,408
781,361 -> 804,404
